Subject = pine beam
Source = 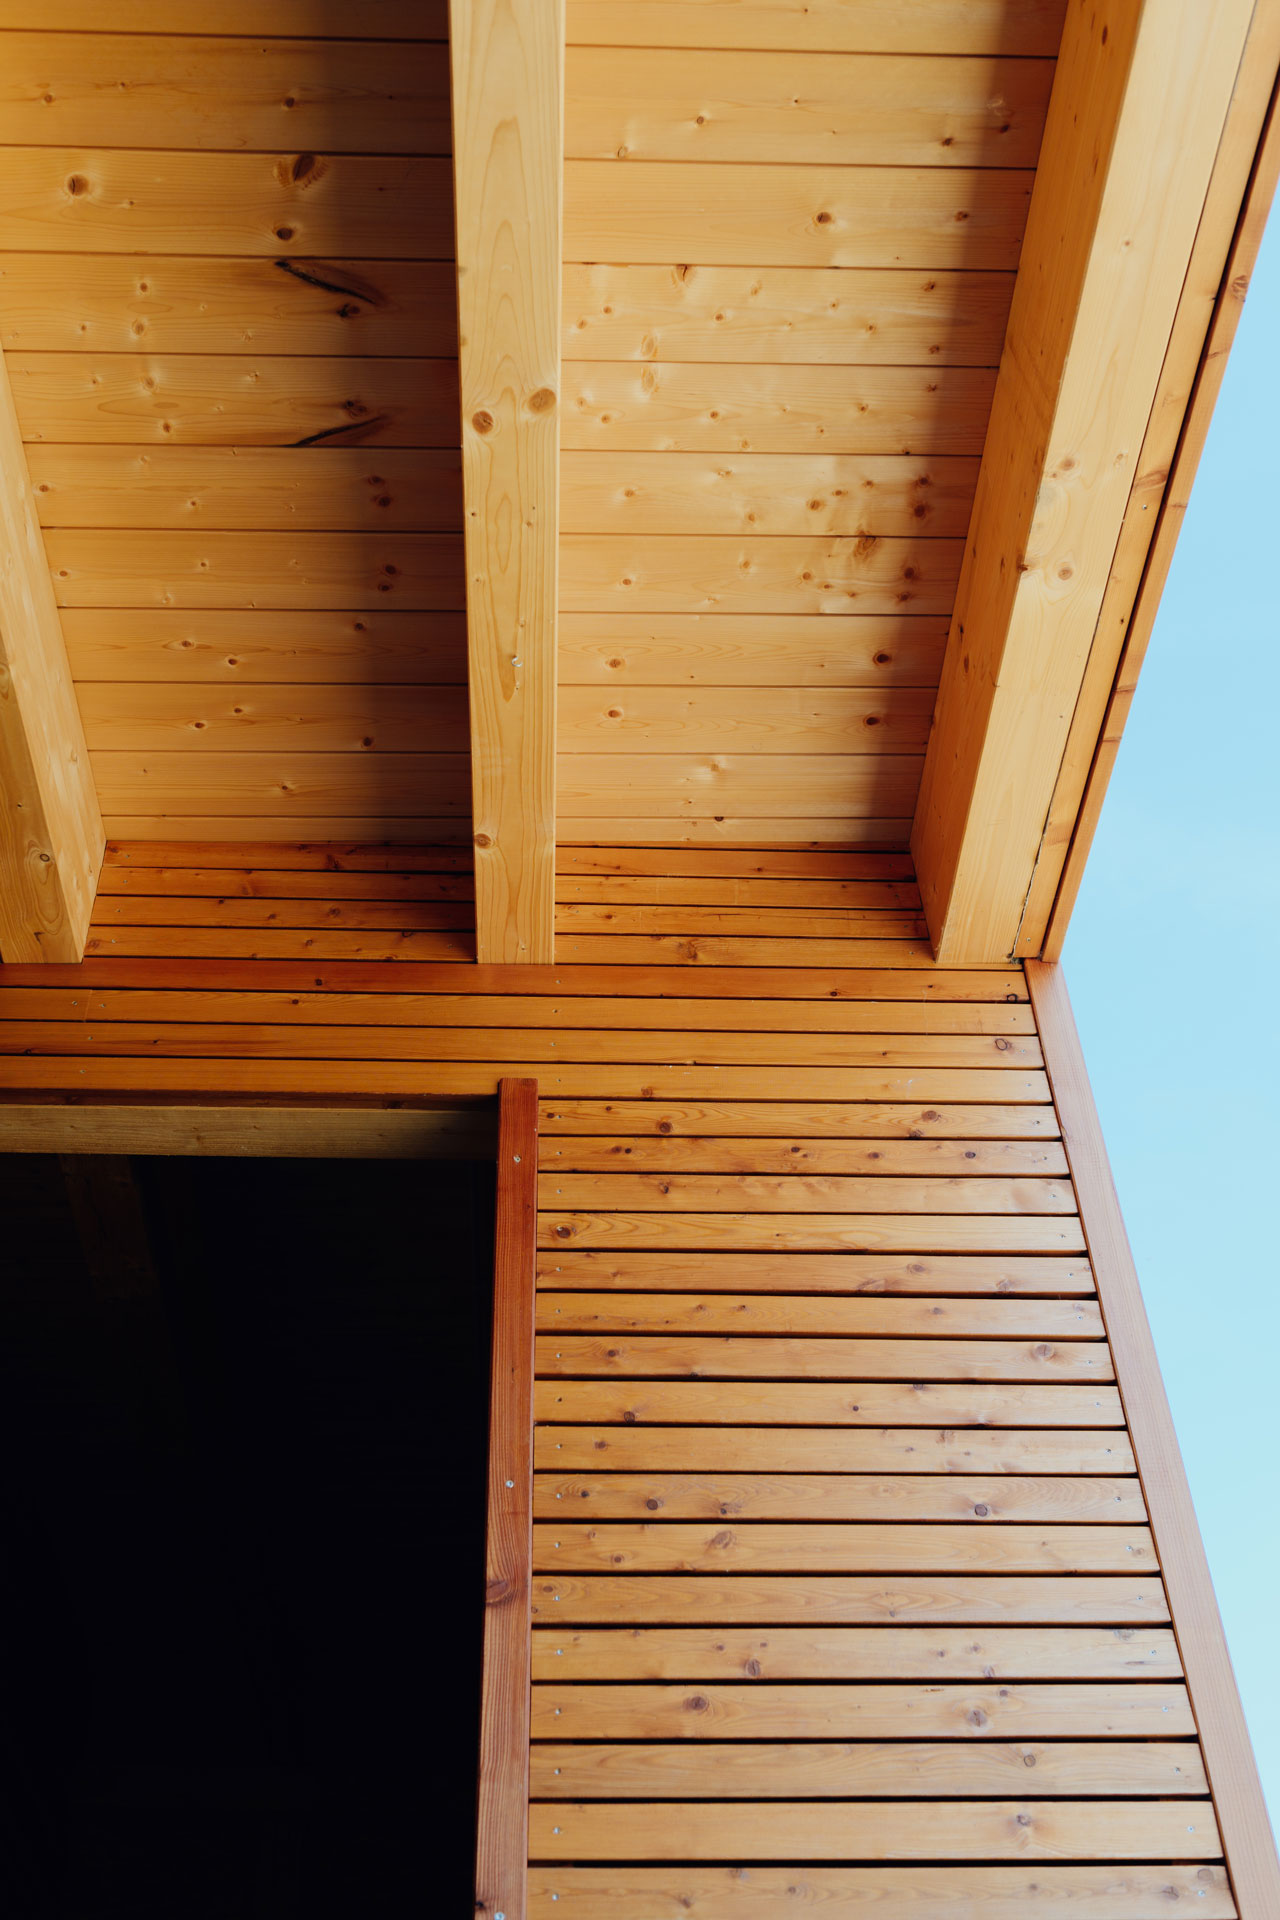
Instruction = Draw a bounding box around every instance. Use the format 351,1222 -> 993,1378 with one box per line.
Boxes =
0,346 -> 103,961
911,0 -> 1256,964
451,0 -> 563,963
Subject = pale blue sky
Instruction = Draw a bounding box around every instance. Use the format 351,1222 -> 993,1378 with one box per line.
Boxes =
1064,205 -> 1280,1829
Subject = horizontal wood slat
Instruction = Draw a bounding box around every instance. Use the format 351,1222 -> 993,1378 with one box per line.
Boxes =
0,33 -> 451,151
535,1426 -> 1130,1473
527,1867 -> 1234,1920
564,162 -> 1033,270
529,1575 -> 1170,1626
530,1739 -> 1204,1797
562,1 -> 1068,56
0,151 -> 454,256
561,364 -> 996,454
562,264 -> 1014,367
530,1680 -> 1186,1737
527,1799 -> 1215,1861
0,255 -> 458,356
564,49 -> 1052,167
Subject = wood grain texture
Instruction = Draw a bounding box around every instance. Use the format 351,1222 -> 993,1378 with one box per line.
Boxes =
1037,18 -> 1280,960
563,0 -> 1068,55
0,3 -> 445,27
11,354 -> 459,448
529,1680 -> 1184,1736
562,264 -> 1013,366
536,1381 -> 1124,1428
564,49 -> 1052,167
452,0 -> 562,962
529,1739 -> 1203,1798
527,1799 -> 1215,1862
527,1866 -> 1234,1920
475,1078 -> 539,1920
529,1573 -> 1169,1626
1028,961 -> 1280,1914
558,684 -> 936,753
564,162 -> 1033,269
559,534 -> 961,617
912,0 -> 1256,962
0,1102 -> 497,1158
78,684 -> 468,752
0,150 -> 454,256
560,452 -> 978,538
29,448 -> 463,532
0,255 -> 458,356
0,329 -> 103,960
62,610 -> 467,684
558,612 -> 948,687
534,1427 -> 1130,1473
0,33 -> 450,152
562,363 -> 996,454
532,1475 -> 1139,1524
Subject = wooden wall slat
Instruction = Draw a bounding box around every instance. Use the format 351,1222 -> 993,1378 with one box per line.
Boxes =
475,1078 -> 539,1920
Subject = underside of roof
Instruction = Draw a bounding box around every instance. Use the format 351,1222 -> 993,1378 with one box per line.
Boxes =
0,0 -> 1275,959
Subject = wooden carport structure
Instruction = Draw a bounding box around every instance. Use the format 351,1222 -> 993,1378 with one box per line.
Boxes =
0,0 -> 1277,1912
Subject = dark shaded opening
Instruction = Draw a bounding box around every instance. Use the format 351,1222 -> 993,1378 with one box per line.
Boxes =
0,1152 -> 495,1918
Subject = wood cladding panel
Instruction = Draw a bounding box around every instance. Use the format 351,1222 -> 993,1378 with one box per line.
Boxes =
561,365 -> 997,455
556,9 -> 1042,852
563,0 -> 1068,57
0,151 -> 454,257
0,17 -> 464,843
564,162 -> 1034,270
564,50 -> 1051,167
60,611 -> 468,685
9,356 -> 459,448
0,255 -> 458,356
29,449 -> 463,532
0,843 -> 1253,1905
562,264 -> 1014,366
0,33 -> 451,152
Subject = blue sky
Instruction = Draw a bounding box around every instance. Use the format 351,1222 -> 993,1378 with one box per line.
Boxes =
1063,206 -> 1280,1828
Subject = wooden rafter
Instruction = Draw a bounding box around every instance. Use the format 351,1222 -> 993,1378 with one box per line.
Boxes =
451,0 -> 563,963
911,0 -> 1258,964
0,343 -> 103,961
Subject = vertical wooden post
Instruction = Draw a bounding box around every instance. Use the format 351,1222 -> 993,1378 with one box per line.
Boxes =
451,0 -> 563,963
474,1077 -> 538,1920
1027,961 -> 1280,1915
0,343 -> 103,961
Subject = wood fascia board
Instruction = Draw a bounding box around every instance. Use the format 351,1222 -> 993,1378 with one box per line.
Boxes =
1027,959 -> 1280,1915
0,341 -> 104,962
910,0 -> 1256,965
0,1100 -> 499,1158
451,0 -> 563,964
1039,55 -> 1280,959
474,1076 -> 538,1920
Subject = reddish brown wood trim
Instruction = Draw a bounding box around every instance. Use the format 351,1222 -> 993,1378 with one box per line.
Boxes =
475,1077 -> 539,1920
1027,960 -> 1280,1913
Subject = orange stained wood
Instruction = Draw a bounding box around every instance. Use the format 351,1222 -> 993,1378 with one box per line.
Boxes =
1,842 -> 1273,1913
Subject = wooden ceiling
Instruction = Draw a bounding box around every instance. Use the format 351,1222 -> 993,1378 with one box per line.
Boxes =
0,0 -> 1275,962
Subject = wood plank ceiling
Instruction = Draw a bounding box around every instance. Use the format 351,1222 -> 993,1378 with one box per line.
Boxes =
0,1 -> 1056,855
557,4 -> 1055,846
0,4 -> 467,845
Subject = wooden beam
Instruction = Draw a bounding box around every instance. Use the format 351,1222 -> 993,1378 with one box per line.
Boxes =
1040,57 -> 1280,959
451,0 -> 563,962
0,341 -> 103,961
911,0 -> 1256,964
1027,961 -> 1280,1916
475,1077 -> 539,1920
